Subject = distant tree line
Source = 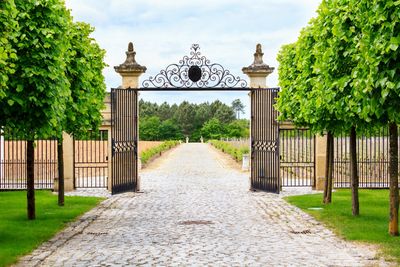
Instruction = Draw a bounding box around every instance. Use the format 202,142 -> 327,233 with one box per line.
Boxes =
139,99 -> 249,141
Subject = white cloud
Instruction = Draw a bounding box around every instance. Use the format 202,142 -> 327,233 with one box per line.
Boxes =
65,0 -> 321,118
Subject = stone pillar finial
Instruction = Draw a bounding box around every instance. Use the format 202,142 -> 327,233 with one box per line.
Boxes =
114,42 -> 146,88
242,43 -> 274,88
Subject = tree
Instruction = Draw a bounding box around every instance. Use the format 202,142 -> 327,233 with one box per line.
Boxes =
351,0 -> 400,235
201,118 -> 226,140
214,105 -> 235,124
226,119 -> 249,138
159,119 -> 183,140
194,103 -> 212,129
0,0 -> 71,219
173,101 -> 196,136
0,0 -> 18,97
139,116 -> 161,141
58,21 -> 106,205
231,99 -> 245,119
311,0 -> 363,214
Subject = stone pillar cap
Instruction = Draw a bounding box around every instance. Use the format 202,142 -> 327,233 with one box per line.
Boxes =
114,42 -> 147,74
242,44 -> 274,75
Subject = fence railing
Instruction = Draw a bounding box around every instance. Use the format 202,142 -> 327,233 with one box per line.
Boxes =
333,127 -> 400,188
74,130 -> 108,188
221,130 -> 316,187
279,129 -> 315,187
0,131 -> 57,190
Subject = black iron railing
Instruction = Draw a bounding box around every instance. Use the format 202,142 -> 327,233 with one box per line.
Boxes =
280,129 -> 315,187
0,130 -> 57,190
74,130 -> 108,188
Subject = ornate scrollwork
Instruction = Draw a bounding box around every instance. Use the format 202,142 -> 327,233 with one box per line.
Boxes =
142,44 -> 248,88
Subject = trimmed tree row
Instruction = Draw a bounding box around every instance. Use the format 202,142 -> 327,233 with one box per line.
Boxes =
0,0 -> 106,219
277,0 -> 400,235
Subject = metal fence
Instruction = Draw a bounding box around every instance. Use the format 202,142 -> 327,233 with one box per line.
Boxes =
74,130 -> 109,188
279,129 -> 315,187
333,127 -> 400,188
0,131 -> 57,190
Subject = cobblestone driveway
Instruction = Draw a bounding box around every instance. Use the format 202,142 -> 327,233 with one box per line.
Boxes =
18,143 -> 387,266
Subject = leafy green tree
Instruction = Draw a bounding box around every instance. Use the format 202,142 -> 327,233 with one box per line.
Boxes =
139,116 -> 161,141
173,101 -> 196,136
311,0 -> 364,214
194,103 -> 212,129
226,119 -> 250,138
0,0 -> 71,219
231,99 -> 245,119
56,21 -> 106,205
215,105 -> 235,124
64,22 -> 106,138
139,99 -> 159,117
351,0 -> 400,235
157,102 -> 173,121
0,0 -> 18,97
159,119 -> 183,140
201,118 -> 226,140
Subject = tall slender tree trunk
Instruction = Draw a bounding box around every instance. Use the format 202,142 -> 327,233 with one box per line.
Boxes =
324,131 -> 334,204
350,126 -> 359,216
27,140 -> 35,220
57,138 -> 64,206
389,123 -> 398,236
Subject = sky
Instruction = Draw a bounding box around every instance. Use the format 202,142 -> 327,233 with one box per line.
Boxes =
65,0 -> 321,118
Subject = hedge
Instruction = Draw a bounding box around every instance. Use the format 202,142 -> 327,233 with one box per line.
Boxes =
140,140 -> 180,165
209,140 -> 249,162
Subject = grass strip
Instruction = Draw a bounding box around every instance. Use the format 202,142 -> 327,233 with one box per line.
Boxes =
285,189 -> 400,263
0,191 -> 103,267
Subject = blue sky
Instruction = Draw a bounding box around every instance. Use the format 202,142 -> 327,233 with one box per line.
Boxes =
65,0 -> 321,118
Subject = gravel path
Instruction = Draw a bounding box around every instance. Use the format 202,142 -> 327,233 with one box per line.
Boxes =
17,143 -> 388,266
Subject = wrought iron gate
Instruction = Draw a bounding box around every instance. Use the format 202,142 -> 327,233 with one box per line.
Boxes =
250,88 -> 280,193
111,89 -> 139,194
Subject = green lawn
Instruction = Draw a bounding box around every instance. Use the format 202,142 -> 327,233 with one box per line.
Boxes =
285,190 -> 400,263
0,191 -> 103,267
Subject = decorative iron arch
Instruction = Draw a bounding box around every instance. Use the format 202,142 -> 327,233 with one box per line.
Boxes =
142,44 -> 248,89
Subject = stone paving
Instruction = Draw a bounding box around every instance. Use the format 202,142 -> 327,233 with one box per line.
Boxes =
18,143 -> 389,266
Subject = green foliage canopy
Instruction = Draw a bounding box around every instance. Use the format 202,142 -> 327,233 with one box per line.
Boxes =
0,0 -> 18,97
64,22 -> 106,137
1,0 -> 71,139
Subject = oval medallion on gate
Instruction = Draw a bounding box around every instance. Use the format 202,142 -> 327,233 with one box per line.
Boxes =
188,65 -> 202,82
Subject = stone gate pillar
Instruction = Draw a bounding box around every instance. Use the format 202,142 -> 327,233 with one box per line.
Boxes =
315,135 -> 327,190
113,42 -> 146,191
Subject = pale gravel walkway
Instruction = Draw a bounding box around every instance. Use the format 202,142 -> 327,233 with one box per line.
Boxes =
17,143 -> 389,266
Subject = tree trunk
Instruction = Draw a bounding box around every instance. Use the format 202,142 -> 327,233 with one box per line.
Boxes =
324,131 -> 334,204
57,138 -> 64,206
350,126 -> 359,216
389,123 -> 399,236
27,140 -> 35,220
